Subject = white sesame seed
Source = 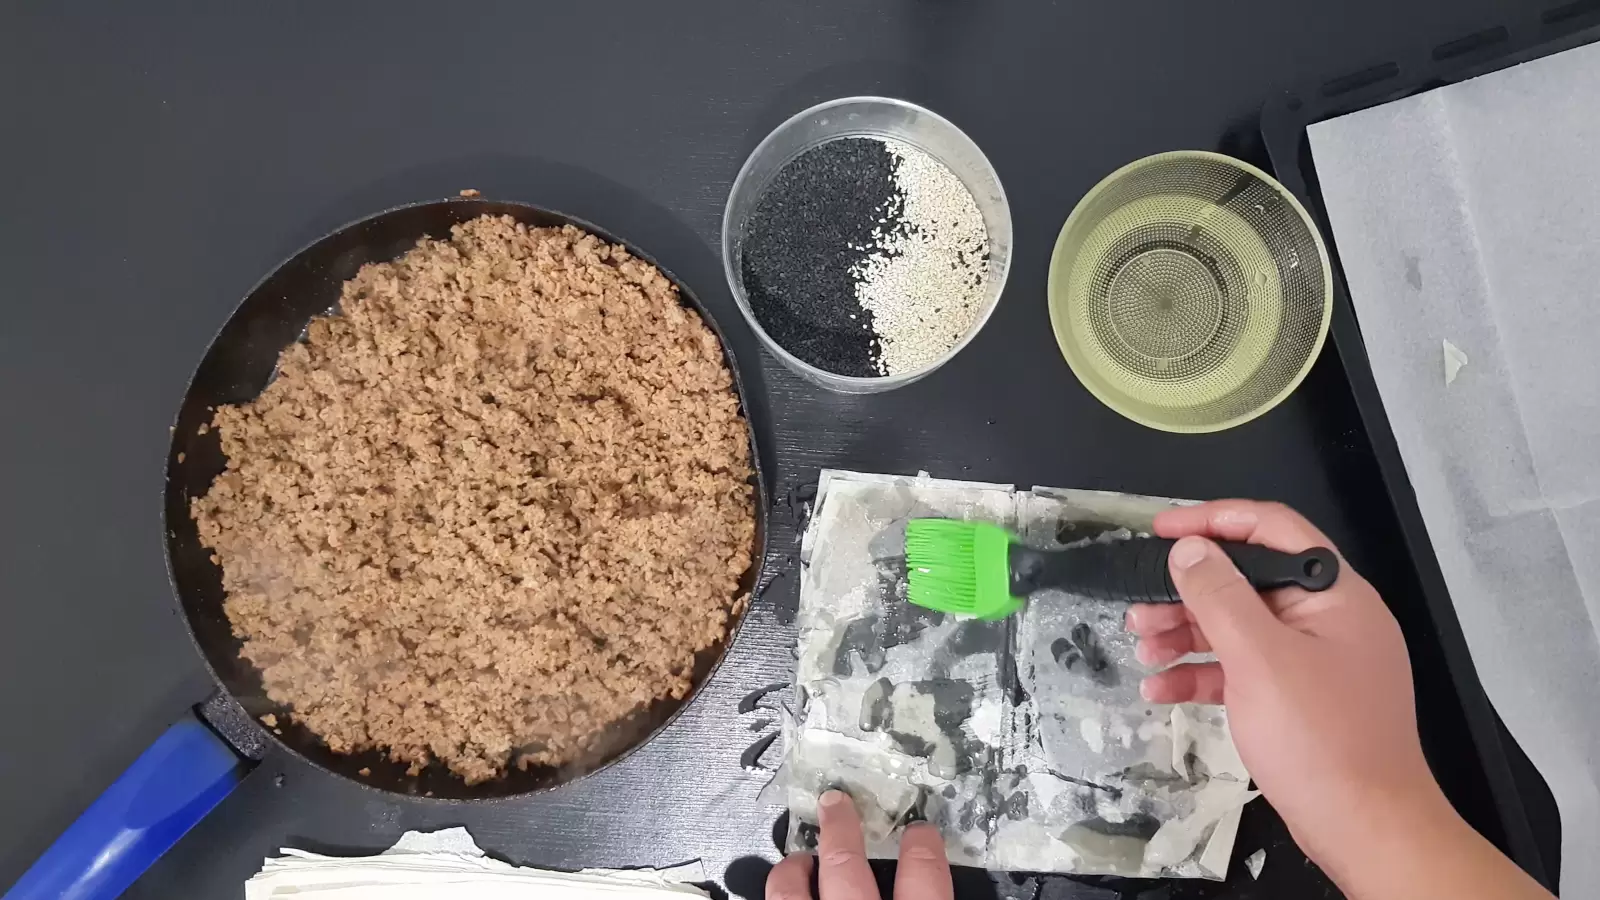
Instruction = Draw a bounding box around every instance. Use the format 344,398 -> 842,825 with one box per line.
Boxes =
850,139 -> 990,376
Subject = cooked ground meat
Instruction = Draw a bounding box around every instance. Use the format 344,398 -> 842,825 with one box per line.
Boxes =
192,215 -> 755,783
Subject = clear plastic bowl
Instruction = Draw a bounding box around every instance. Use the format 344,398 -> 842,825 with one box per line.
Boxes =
721,97 -> 1013,393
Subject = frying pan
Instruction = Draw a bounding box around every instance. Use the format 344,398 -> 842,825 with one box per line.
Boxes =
6,199 -> 769,900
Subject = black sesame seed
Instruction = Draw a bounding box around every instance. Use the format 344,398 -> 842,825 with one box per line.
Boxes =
738,138 -> 906,377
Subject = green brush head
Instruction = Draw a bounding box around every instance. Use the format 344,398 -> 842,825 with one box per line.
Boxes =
904,518 -> 1025,619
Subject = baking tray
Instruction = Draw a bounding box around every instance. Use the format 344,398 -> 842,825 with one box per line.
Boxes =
1258,4 -> 1600,889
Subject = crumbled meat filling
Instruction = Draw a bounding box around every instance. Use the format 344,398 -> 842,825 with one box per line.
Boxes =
193,216 -> 755,783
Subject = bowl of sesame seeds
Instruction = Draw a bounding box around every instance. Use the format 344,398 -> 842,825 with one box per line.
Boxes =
722,96 -> 1012,392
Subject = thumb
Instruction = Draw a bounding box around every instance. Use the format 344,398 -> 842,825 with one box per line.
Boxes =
1168,535 -> 1286,662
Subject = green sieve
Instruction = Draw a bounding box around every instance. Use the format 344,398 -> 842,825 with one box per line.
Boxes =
1047,151 -> 1332,433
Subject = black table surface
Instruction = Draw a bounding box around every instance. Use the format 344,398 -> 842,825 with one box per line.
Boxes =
0,2 -> 1560,898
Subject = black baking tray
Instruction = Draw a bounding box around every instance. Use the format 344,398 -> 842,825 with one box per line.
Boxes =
1258,4 -> 1600,889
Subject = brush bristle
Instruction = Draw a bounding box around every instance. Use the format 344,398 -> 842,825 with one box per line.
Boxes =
905,518 -> 1018,617
906,519 -> 982,613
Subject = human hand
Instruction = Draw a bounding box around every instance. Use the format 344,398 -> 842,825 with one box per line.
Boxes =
1125,500 -> 1443,867
766,790 -> 951,900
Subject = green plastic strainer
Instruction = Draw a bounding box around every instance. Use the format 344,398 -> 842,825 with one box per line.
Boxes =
1048,151 -> 1332,433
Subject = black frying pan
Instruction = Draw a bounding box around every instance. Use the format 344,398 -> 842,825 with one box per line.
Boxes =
5,199 -> 768,900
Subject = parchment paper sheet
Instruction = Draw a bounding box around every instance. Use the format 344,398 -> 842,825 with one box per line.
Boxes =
1309,40 -> 1600,897
244,827 -> 710,898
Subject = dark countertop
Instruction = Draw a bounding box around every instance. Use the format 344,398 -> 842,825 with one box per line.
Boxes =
0,2 -> 1560,897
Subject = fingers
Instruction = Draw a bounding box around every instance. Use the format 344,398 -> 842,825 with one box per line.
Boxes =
1127,604 -> 1212,666
815,790 -> 877,900
1140,661 -> 1225,704
1154,500 -> 1335,554
1165,536 -> 1286,661
804,792 -> 954,900
1134,622 -> 1211,667
1126,603 -> 1193,636
767,853 -> 816,900
893,823 -> 953,900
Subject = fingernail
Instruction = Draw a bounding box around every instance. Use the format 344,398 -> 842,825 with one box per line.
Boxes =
1139,678 -> 1160,702
1170,536 -> 1209,570
1134,641 -> 1158,666
820,789 -> 848,808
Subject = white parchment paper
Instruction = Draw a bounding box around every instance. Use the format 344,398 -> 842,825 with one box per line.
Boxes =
245,827 -> 709,899
1309,40 -> 1600,897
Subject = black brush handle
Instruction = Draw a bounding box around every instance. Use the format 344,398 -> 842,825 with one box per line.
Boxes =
1008,537 -> 1339,604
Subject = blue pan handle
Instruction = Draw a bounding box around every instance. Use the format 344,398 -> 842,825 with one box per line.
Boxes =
3,714 -> 246,900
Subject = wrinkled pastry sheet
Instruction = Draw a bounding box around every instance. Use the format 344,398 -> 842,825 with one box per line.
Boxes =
775,471 -> 1255,879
